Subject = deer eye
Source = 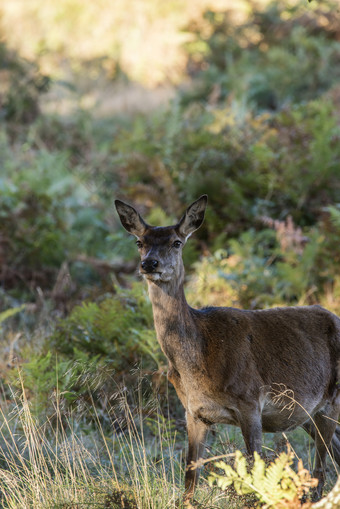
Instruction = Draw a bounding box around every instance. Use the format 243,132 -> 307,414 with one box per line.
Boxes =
136,240 -> 143,249
172,240 -> 182,249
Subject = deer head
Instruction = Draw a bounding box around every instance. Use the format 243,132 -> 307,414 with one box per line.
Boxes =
115,196 -> 207,284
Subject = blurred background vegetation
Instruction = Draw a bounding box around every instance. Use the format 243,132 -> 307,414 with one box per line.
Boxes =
0,0 -> 340,505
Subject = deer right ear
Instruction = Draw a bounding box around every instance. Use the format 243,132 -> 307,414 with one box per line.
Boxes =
115,200 -> 147,236
177,195 -> 208,239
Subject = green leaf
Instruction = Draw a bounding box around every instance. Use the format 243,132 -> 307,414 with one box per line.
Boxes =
0,305 -> 26,325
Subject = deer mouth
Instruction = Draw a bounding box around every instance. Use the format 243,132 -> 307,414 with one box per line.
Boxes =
143,271 -> 161,280
141,271 -> 172,282
139,268 -> 161,279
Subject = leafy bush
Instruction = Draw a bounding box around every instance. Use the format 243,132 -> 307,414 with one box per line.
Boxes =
6,348 -> 113,418
188,207 -> 340,312
184,0 -> 340,110
51,283 -> 162,373
5,284 -> 162,417
0,42 -> 50,123
222,226 -> 321,308
107,94 -> 340,248
0,139 -> 109,297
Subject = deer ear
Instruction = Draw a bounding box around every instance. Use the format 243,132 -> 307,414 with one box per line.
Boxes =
177,195 -> 208,239
115,200 -> 147,236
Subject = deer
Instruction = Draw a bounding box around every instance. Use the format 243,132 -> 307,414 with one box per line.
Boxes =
115,195 -> 340,505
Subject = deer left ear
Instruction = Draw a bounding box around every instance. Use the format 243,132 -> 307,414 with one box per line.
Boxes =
115,199 -> 148,237
177,195 -> 208,239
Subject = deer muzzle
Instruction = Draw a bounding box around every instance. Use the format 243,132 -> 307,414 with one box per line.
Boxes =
141,259 -> 159,274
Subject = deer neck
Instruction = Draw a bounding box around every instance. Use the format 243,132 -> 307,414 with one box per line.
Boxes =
146,275 -> 198,368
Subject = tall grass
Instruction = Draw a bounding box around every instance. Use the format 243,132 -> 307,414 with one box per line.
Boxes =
0,372 -> 338,508
0,373 -> 186,508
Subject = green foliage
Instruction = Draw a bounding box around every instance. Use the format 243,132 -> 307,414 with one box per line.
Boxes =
190,207 -> 340,311
108,94 -> 340,250
0,42 -> 50,123
0,305 -> 26,326
223,226 -> 320,308
0,138 -> 109,295
1,1 -> 339,302
51,283 -> 162,373
209,449 -> 317,507
7,348 -> 113,417
184,0 -> 340,110
316,205 -> 340,281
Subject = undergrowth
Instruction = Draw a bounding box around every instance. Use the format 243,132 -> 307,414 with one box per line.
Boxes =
0,376 -> 182,509
0,375 -> 338,509
0,377 -> 324,508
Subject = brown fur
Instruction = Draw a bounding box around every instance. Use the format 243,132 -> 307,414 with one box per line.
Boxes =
115,196 -> 340,503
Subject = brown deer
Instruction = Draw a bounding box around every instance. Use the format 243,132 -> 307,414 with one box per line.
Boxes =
115,195 -> 340,504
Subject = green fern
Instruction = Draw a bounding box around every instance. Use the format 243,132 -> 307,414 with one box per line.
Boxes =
209,448 -> 317,508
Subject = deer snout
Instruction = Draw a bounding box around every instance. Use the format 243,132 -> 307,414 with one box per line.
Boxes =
141,259 -> 159,273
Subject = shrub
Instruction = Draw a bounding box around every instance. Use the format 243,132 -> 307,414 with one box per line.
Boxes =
0,42 -> 50,123
183,0 -> 340,110
51,283 -> 162,374
107,94 -> 340,250
189,207 -> 340,311
0,141 -> 109,296
5,284 -> 162,418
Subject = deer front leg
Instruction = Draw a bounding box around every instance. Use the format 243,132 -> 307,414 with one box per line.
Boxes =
184,413 -> 209,504
238,408 -> 263,456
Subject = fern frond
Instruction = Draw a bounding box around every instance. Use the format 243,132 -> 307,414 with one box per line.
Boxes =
235,450 -> 248,479
209,447 -> 317,508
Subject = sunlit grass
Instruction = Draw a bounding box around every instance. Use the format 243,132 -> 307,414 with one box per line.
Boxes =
0,372 -> 338,508
0,374 -> 185,508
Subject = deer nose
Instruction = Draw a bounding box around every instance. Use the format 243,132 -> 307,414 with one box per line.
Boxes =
141,259 -> 159,273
